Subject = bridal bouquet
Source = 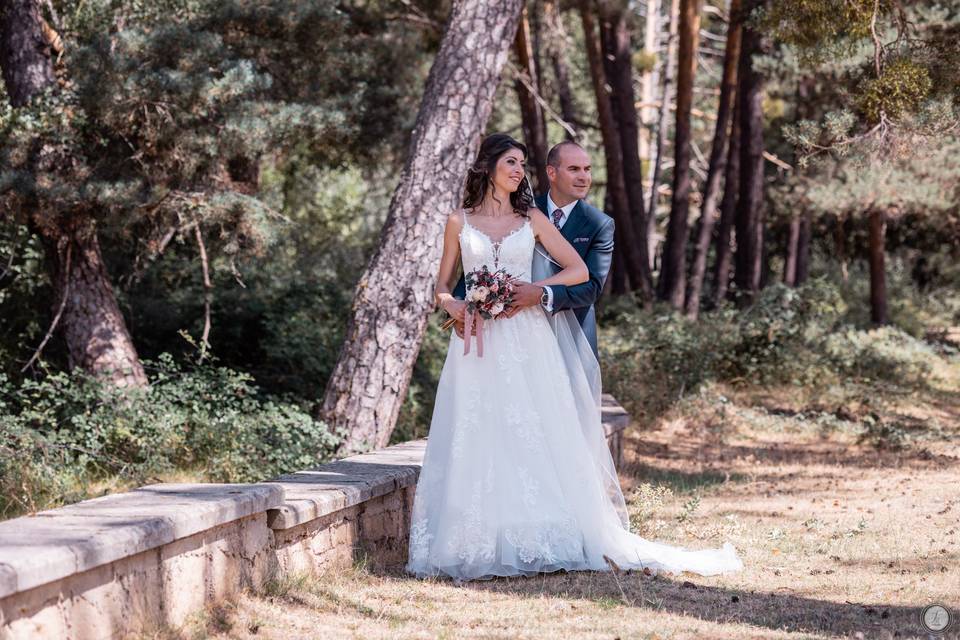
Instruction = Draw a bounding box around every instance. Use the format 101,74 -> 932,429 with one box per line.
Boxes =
442,265 -> 517,357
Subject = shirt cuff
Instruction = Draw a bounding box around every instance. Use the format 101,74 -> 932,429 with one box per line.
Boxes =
541,285 -> 553,313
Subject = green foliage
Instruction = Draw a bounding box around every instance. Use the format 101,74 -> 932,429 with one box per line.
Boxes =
823,326 -> 936,385
632,50 -> 658,75
0,223 -> 51,377
0,0 -> 427,300
858,59 -> 933,123
0,354 -> 341,518
599,276 -> 957,421
601,279 -> 848,417
761,0 -> 877,55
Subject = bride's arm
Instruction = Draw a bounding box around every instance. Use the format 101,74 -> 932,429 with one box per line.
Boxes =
529,210 -> 589,287
436,211 -> 467,323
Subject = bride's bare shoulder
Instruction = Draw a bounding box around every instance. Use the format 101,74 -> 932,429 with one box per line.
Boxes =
445,209 -> 466,235
527,208 -> 547,230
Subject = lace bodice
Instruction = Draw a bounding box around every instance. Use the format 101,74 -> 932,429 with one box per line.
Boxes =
459,216 -> 534,281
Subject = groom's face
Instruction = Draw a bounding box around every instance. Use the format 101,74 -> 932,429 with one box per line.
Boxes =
546,146 -> 592,203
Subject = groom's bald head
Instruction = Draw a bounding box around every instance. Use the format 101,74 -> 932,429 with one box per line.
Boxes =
546,141 -> 586,168
546,141 -> 591,204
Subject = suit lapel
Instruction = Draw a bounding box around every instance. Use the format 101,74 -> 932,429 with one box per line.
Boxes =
560,201 -> 590,253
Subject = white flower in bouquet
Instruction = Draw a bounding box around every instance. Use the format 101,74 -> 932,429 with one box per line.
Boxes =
470,285 -> 489,301
489,302 -> 505,316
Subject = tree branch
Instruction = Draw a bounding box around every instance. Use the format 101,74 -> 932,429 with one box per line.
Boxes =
505,60 -> 579,139
193,223 -> 213,361
21,242 -> 71,373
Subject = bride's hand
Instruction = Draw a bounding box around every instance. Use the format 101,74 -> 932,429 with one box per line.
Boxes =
442,299 -> 467,323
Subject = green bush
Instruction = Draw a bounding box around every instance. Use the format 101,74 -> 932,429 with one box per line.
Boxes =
600,279 -> 848,418
0,354 -> 341,518
599,274 -> 960,424
823,325 -> 936,384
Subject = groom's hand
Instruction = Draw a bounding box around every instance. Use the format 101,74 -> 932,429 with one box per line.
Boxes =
505,282 -> 544,317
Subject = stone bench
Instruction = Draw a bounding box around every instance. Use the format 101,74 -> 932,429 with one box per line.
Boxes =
0,395 -> 630,639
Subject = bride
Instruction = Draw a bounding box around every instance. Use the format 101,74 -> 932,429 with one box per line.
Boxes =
406,133 -> 743,581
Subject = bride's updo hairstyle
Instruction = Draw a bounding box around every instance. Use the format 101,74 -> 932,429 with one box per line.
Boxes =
462,133 -> 534,218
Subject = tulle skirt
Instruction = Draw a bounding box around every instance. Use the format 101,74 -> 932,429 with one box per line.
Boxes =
405,305 -> 743,581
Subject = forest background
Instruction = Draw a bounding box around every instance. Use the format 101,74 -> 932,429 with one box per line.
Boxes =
0,0 -> 958,519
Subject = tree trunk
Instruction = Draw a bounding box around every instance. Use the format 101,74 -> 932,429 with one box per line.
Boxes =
513,4 -> 549,191
792,78 -> 815,288
757,209 -> 769,289
322,0 -> 525,451
38,218 -> 149,387
606,191 -> 628,295
868,208 -> 887,325
599,0 -> 653,297
2,0 -> 147,388
580,0 -> 650,305
658,0 -> 700,309
0,0 -> 55,107
711,76 -> 742,307
783,215 -> 800,286
647,0 -> 680,267
834,214 -> 849,282
795,210 -> 811,285
684,0 -> 742,318
543,0 -> 578,138
639,0 -> 660,163
733,23 -> 763,304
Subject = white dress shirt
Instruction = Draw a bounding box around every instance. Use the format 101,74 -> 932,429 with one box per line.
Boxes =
541,193 -> 579,313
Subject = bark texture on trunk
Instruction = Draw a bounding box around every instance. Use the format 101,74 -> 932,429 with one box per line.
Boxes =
783,216 -> 800,286
647,0 -> 680,265
606,190 -> 628,295
599,0 -> 653,297
795,210 -> 811,285
513,5 -> 549,191
639,0 -> 660,163
684,0 -> 741,317
0,0 -> 55,107
711,74 -> 742,307
868,208 -> 887,325
322,0 -> 525,451
658,0 -> 701,309
580,0 -> 650,304
38,217 -> 148,387
733,24 -> 764,304
792,78 -> 815,287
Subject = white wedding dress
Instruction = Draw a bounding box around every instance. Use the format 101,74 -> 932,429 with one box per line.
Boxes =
406,215 -> 743,581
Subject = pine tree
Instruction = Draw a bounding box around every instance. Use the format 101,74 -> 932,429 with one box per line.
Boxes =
0,0 -> 147,387
658,0 -> 702,309
321,0 -> 526,451
769,0 -> 960,323
1,0 -> 424,381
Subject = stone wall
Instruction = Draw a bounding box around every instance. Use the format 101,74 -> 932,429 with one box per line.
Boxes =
0,395 -> 628,640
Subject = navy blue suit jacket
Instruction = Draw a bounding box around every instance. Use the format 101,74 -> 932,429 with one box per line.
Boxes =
453,195 -> 615,356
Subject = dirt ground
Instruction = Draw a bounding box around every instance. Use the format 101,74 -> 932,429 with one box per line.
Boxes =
162,378 -> 959,640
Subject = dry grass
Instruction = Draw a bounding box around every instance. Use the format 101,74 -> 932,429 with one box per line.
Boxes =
182,378 -> 958,640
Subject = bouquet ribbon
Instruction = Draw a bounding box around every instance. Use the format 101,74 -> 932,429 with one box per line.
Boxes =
463,309 -> 484,357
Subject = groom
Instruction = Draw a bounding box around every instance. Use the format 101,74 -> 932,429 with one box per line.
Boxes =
452,140 -> 615,358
